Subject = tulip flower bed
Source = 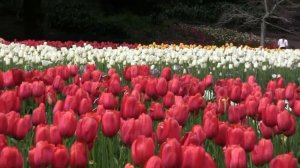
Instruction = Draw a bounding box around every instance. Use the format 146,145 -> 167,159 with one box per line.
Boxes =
1,62 -> 300,168
1,41 -> 300,168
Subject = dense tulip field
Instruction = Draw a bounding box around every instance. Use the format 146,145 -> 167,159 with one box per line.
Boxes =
0,40 -> 300,167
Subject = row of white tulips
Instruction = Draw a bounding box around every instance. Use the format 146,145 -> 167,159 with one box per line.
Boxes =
0,42 -> 300,71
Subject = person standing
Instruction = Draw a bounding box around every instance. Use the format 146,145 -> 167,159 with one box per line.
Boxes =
277,36 -> 288,49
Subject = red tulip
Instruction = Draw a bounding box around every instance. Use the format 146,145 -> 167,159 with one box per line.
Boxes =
167,104 -> 189,125
251,139 -> 273,166
269,153 -> 297,168
76,117 -> 98,143
277,110 -> 291,132
181,124 -> 206,146
262,104 -> 278,127
32,103 -> 47,125
227,126 -> 244,147
275,88 -> 285,101
19,82 -> 32,99
228,105 -> 242,123
156,118 -> 181,144
224,145 -> 247,168
136,113 -> 153,137
99,92 -> 118,110
121,118 -> 140,145
124,66 -> 139,81
52,145 -> 69,168
292,100 -> 300,116
203,152 -> 217,168
145,78 -> 158,99
70,141 -> 89,168
144,156 -> 162,168
0,146 -> 23,168
168,78 -> 180,95
49,125 -> 62,145
163,91 -> 175,108
160,138 -> 182,168
285,83 -> 295,100
203,114 -> 219,139
131,135 -> 155,166
121,95 -> 139,119
267,80 -> 277,92
1,91 -> 18,112
148,102 -> 165,120
91,70 -> 101,82
35,124 -> 50,144
3,70 -> 14,88
101,110 -> 120,137
160,67 -> 172,81
156,77 -> 168,97
187,93 -> 206,113
243,127 -> 256,152
109,78 -> 121,96
229,85 -> 241,102
53,75 -> 65,92
13,115 -> 32,140
213,122 -> 229,146
259,122 -> 273,139
32,81 -> 45,97
29,141 -> 54,168
78,98 -> 93,115
283,114 -> 296,136
204,74 -> 213,87
0,114 -> 7,134
69,65 -> 79,76
64,96 -> 78,112
181,145 -> 206,168
58,111 -> 77,138
53,100 -> 64,114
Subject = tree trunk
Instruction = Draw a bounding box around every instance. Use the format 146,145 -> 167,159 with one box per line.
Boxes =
260,19 -> 266,47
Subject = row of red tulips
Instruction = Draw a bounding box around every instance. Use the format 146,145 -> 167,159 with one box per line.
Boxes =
0,40 -> 139,49
0,64 -> 299,167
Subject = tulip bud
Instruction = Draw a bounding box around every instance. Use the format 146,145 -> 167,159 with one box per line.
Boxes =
29,141 -> 54,168
70,141 -> 89,168
251,139 -> 273,166
35,124 -> 50,144
102,110 -> 120,137
160,138 -> 182,168
269,153 -> 297,168
163,91 -> 175,108
52,145 -> 70,168
156,77 -> 168,97
58,111 -> 77,138
32,103 -> 47,126
148,102 -> 165,120
156,118 -> 181,144
0,146 -> 23,168
160,67 -> 172,81
224,145 -> 247,168
76,117 -> 98,143
32,81 -> 45,97
182,146 -> 206,168
144,156 -> 162,168
131,136 -> 155,166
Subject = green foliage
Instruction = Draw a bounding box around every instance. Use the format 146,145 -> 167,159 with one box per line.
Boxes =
160,2 -> 224,23
47,2 -> 96,32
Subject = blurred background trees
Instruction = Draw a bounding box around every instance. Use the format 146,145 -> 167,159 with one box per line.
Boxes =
0,0 -> 299,46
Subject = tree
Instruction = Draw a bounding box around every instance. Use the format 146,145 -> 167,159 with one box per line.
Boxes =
217,0 -> 300,46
